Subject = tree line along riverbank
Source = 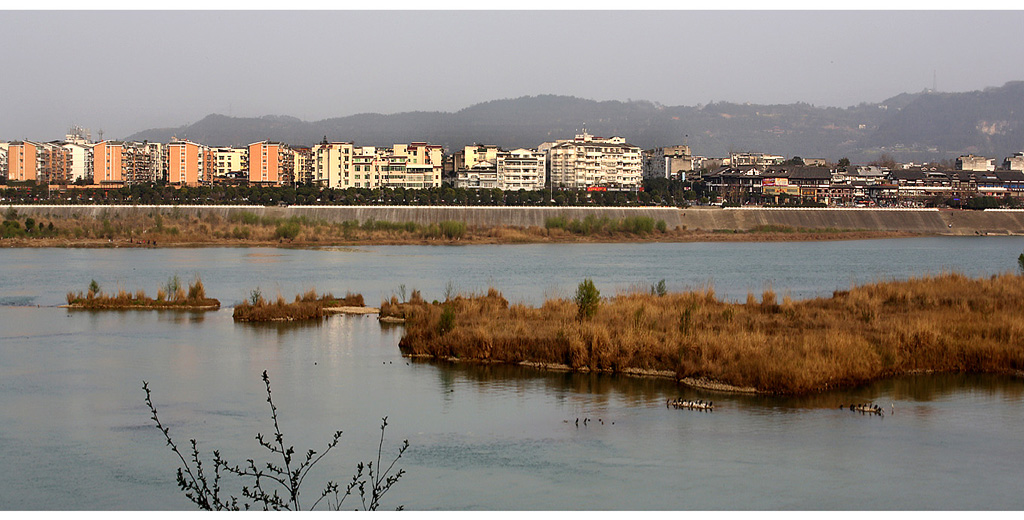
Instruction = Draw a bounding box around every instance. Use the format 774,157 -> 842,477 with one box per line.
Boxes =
389,273 -> 1024,395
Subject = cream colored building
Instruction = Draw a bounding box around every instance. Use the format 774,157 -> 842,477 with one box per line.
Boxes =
62,142 -> 93,183
454,144 -> 501,172
728,152 -> 786,168
498,148 -> 546,190
214,147 -> 247,177
292,148 -> 312,185
1003,153 -> 1024,172
957,154 -> 995,172
312,141 -> 355,188
455,148 -> 546,191
312,141 -> 442,189
643,145 -> 694,180
383,142 -> 443,189
455,161 -> 499,189
547,132 -> 642,189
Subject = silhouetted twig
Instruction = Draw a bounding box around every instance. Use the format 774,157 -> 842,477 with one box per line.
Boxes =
143,371 -> 407,510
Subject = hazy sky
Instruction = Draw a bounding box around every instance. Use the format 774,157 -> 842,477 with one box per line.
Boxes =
2,10 -> 1023,140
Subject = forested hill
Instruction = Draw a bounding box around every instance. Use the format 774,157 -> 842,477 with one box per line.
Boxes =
126,82 -> 1024,163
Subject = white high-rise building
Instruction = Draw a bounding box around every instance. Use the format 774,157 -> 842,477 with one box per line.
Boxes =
497,148 -> 545,191
312,141 -> 355,188
61,142 -> 93,183
546,132 -> 642,189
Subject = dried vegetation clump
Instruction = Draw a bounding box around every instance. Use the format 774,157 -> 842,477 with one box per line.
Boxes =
65,275 -> 219,309
233,289 -> 365,322
396,273 -> 1024,394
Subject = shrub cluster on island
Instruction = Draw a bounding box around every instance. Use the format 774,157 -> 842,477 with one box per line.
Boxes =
65,275 -> 220,310
232,289 -> 369,322
391,273 -> 1024,395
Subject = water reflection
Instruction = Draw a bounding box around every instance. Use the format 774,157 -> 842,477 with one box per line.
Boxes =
420,359 -> 680,407
66,308 -> 212,324
233,317 -> 328,335
420,357 -> 1024,416
0,295 -> 36,306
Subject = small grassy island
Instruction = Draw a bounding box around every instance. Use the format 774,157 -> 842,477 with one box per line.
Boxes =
232,289 -> 370,322
394,273 -> 1024,395
65,276 -> 220,310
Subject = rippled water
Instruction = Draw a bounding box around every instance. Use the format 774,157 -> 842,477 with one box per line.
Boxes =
1,238 -> 1023,510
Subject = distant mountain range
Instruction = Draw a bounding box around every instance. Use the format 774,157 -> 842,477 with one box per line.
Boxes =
126,81 -> 1024,163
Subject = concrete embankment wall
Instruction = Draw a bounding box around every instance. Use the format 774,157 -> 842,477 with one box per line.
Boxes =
7,205 -> 1024,235
5,205 -> 686,229
678,208 -> 1024,235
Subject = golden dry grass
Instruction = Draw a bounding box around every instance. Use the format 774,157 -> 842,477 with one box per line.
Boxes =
396,274 -> 1024,394
66,276 -> 219,309
233,289 -> 365,322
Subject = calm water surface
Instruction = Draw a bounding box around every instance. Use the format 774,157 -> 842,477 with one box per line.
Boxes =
1,237 -> 1023,510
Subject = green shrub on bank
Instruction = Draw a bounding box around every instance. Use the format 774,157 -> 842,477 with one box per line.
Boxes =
2,219 -> 26,238
620,216 -> 655,235
545,216 -> 569,230
574,279 -> 601,321
439,220 -> 466,239
275,221 -> 301,240
547,215 -> 661,236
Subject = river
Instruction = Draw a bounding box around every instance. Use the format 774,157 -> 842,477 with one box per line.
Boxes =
1,237 -> 1023,510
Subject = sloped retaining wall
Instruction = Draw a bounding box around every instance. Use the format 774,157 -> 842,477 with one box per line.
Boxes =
6,205 -> 1024,235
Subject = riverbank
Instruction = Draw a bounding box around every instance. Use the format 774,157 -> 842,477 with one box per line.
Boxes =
0,224 -> 923,248
393,273 -> 1024,395
6,204 -> 1023,246
7,205 -> 1024,232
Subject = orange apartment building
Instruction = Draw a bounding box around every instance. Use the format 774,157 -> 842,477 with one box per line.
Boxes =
167,140 -> 208,186
7,141 -> 39,182
93,141 -> 126,185
247,141 -> 293,186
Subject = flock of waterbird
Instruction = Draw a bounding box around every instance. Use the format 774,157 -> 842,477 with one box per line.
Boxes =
564,399 -> 893,428
666,398 -> 715,411
660,399 -> 895,416
840,402 -> 894,416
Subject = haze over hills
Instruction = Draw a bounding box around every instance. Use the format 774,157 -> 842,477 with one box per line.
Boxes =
126,81 -> 1024,164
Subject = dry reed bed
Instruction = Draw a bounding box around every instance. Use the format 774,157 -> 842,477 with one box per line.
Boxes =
65,276 -> 219,309
233,289 -> 365,322
396,273 -> 1024,394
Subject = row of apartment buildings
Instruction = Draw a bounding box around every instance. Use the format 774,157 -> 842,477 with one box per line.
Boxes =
0,133 -> 309,188
3,127 -> 1024,197
0,130 -> 644,191
705,164 -> 1024,206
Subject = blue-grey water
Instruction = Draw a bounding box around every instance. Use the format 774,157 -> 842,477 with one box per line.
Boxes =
1,237 -> 1023,510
